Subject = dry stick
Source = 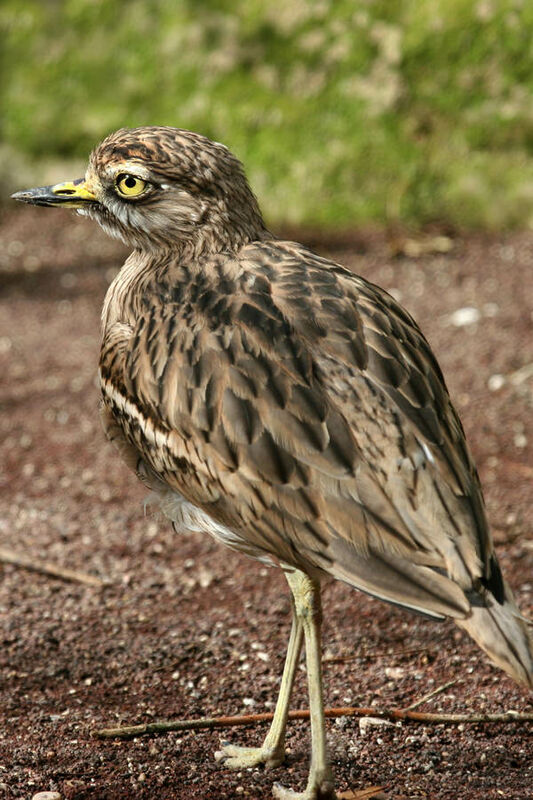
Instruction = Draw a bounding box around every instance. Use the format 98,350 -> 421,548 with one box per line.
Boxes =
403,678 -> 461,711
93,706 -> 533,740
0,546 -> 105,587
323,636 -> 449,664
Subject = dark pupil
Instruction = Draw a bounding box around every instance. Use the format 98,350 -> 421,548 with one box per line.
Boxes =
124,176 -> 137,188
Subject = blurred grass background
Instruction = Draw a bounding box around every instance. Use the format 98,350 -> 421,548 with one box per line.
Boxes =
1,0 -> 533,229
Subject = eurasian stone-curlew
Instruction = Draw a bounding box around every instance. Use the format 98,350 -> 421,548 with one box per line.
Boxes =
13,126 -> 533,799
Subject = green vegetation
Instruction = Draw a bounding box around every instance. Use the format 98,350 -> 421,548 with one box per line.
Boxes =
2,0 -> 533,228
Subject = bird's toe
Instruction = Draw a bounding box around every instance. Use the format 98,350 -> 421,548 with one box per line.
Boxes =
272,778 -> 337,800
215,742 -> 285,769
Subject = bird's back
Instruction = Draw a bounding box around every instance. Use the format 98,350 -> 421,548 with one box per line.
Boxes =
100,239 -> 488,588
100,237 -> 533,685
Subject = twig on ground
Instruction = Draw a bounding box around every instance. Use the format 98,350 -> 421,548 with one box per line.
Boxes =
93,706 -> 533,739
0,546 -> 105,587
403,678 -> 461,711
337,786 -> 387,800
323,640 -> 447,664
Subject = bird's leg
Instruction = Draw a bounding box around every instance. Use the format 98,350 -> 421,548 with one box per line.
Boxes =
215,595 -> 304,769
273,569 -> 336,800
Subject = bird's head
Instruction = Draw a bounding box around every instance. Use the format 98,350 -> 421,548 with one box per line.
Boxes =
12,126 -> 267,257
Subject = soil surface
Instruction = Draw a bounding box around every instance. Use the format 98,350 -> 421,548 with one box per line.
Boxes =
0,209 -> 532,800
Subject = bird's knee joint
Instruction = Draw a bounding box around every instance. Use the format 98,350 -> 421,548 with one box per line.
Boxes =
285,570 -> 323,622
294,589 -> 322,623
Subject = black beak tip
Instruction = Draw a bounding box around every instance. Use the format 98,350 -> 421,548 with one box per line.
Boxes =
11,190 -> 30,202
11,187 -> 59,207
11,188 -> 49,206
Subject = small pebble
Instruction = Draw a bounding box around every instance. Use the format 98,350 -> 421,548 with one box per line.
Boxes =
359,716 -> 396,735
384,666 -> 405,680
488,374 -> 505,391
448,306 -> 481,327
32,793 -> 62,800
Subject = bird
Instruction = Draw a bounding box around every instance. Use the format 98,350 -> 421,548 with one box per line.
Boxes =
13,126 -> 533,800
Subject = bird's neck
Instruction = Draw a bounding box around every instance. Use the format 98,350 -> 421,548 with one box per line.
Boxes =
101,250 -> 156,336
182,215 -> 271,264
132,217 -> 271,264
100,227 -> 271,337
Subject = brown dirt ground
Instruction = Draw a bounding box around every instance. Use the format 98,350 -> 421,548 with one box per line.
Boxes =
0,209 -> 532,800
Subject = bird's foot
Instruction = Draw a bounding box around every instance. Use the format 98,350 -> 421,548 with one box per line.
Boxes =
272,776 -> 337,800
215,740 -> 285,769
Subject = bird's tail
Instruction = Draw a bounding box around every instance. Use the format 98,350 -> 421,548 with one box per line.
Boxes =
455,579 -> 533,689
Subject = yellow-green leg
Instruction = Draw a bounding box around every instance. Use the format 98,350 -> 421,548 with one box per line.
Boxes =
272,569 -> 335,800
215,590 -> 304,769
217,567 -> 336,799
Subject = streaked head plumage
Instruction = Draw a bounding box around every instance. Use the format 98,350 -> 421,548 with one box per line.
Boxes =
13,126 -> 267,256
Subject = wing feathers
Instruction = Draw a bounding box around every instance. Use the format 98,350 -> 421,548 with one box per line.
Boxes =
101,240 -> 497,621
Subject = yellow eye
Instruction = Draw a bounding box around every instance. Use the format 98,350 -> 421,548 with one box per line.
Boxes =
115,173 -> 147,197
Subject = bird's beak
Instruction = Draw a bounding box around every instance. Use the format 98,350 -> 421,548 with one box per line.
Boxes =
11,178 -> 97,208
